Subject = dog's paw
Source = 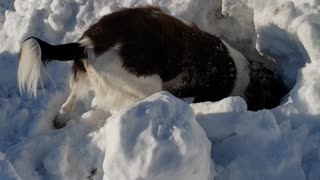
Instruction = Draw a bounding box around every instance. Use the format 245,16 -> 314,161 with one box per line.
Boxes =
53,114 -> 70,129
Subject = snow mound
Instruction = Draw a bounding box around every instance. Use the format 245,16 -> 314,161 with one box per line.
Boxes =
194,101 -> 308,180
100,92 -> 213,180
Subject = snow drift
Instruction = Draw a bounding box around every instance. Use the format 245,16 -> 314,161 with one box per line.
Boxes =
1,0 -> 320,180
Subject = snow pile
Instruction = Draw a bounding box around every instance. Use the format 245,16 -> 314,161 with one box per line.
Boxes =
1,0 -> 320,180
101,92 -> 212,180
192,98 -> 308,180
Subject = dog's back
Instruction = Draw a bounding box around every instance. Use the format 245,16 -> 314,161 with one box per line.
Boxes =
79,7 -> 249,102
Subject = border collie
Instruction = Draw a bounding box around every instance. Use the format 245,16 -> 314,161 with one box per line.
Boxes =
17,6 -> 288,128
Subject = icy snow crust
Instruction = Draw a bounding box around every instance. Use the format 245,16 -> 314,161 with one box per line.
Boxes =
0,0 -> 320,180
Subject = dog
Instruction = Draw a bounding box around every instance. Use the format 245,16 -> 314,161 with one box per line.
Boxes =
17,6 -> 288,129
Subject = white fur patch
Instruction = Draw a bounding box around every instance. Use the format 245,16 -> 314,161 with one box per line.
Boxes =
78,36 -> 93,48
85,43 -> 163,113
222,41 -> 250,97
18,38 -> 44,96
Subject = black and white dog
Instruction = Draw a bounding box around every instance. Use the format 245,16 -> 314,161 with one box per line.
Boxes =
18,7 -> 287,128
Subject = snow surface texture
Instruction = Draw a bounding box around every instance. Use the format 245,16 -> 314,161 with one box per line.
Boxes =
0,0 -> 320,180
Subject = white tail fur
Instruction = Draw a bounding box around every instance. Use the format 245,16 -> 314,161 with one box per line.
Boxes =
18,38 -> 44,96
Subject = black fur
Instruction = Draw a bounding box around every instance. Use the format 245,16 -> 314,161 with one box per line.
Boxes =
24,37 -> 87,80
24,37 -> 86,64
245,62 -> 288,111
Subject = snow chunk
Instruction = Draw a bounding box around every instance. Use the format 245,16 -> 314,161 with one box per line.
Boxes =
297,15 -> 320,64
235,110 -> 280,141
291,64 -> 320,115
191,96 -> 247,114
191,97 -> 247,141
48,0 -> 74,31
213,119 -> 308,180
100,92 -> 213,180
0,152 -> 22,180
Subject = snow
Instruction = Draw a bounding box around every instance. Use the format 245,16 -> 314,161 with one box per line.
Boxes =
102,92 -> 212,180
1,0 -> 320,180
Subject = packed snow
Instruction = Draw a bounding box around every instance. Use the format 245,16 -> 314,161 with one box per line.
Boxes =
0,0 -> 320,180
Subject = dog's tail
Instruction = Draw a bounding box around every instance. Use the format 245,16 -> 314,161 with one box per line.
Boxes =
18,37 -> 86,96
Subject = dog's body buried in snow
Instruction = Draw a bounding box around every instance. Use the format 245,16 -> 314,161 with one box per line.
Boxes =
18,6 -> 288,128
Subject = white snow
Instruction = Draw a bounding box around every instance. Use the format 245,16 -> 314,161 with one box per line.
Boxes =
1,0 -> 320,180
101,92 -> 213,180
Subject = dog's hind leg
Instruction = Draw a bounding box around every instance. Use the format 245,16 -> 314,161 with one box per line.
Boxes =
53,61 -> 90,129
